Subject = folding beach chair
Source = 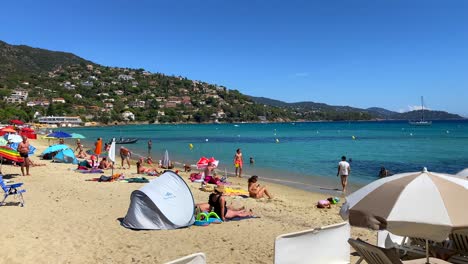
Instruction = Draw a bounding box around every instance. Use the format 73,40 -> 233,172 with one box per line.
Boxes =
0,175 -> 26,207
165,252 -> 206,264
349,238 -> 450,264
274,222 -> 350,264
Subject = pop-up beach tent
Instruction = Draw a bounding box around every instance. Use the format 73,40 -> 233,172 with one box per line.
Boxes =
122,170 -> 195,230
53,148 -> 78,164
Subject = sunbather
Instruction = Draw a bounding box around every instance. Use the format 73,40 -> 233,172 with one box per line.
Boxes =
208,185 -> 253,221
98,157 -> 113,170
248,175 -> 273,199
136,157 -> 160,175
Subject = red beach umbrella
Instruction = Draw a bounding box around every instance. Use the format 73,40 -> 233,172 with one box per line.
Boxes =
10,119 -> 24,125
1,128 -> 17,133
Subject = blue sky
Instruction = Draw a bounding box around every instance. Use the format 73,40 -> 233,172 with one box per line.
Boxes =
1,0 -> 468,116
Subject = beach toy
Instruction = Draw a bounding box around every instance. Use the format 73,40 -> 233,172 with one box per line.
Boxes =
207,212 -> 223,224
194,212 -> 210,226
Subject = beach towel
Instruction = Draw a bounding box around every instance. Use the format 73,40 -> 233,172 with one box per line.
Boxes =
123,177 -> 149,183
76,169 -> 104,174
227,216 -> 260,222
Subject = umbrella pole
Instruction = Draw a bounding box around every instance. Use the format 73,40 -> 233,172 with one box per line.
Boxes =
426,239 -> 429,264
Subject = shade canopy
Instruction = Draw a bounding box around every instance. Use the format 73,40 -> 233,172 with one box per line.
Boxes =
196,157 -> 219,169
1,128 -> 17,133
47,131 -> 72,138
0,146 -> 23,163
71,133 -> 86,139
10,119 -> 24,125
340,168 -> 468,242
6,134 -> 23,143
42,144 -> 70,155
0,137 -> 7,146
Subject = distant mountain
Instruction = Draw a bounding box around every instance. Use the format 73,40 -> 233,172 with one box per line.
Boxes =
394,110 -> 462,120
0,40 -> 92,77
250,96 -> 464,120
365,107 -> 399,119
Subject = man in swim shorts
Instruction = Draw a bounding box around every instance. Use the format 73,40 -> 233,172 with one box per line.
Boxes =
120,146 -> 131,169
17,136 -> 31,176
337,156 -> 351,193
234,148 -> 243,178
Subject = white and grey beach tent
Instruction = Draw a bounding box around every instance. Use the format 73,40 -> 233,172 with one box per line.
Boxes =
122,171 -> 195,230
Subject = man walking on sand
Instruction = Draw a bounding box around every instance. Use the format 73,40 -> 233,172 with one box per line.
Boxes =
337,156 -> 351,193
120,146 -> 131,169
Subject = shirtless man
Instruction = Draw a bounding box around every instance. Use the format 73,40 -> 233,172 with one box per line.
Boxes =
17,136 -> 31,176
234,148 -> 243,178
120,146 -> 131,169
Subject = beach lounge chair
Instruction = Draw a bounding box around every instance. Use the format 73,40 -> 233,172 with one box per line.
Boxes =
274,222 -> 350,264
0,175 -> 26,207
165,252 -> 206,264
349,238 -> 451,264
448,230 -> 468,263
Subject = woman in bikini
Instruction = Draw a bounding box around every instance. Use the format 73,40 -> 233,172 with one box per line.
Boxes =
208,185 -> 252,222
248,175 -> 273,199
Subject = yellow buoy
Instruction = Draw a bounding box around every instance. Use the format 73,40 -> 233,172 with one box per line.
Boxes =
189,143 -> 193,150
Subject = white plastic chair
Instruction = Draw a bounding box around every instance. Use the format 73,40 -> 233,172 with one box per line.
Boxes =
274,222 -> 350,264
165,252 -> 206,264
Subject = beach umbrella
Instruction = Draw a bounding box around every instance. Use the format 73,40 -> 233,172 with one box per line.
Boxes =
9,142 -> 36,155
0,146 -> 23,162
108,138 -> 116,175
196,156 -> 219,169
42,144 -> 70,155
162,149 -> 170,168
6,134 -> 23,143
0,137 -> 7,147
10,119 -> 24,125
71,133 -> 86,139
47,131 -> 72,138
1,128 -> 17,133
340,168 -> 468,263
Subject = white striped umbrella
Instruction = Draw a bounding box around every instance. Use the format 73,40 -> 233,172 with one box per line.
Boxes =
340,168 -> 468,242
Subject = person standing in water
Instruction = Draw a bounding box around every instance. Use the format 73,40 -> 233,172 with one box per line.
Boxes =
337,156 -> 351,193
147,139 -> 152,156
234,148 -> 243,178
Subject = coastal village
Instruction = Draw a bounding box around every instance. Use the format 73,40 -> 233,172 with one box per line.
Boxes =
1,62 -> 295,126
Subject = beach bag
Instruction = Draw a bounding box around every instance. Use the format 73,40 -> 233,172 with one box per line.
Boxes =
317,199 -> 331,209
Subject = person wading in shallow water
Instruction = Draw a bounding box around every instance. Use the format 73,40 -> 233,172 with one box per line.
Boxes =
234,148 -> 243,178
337,156 -> 351,193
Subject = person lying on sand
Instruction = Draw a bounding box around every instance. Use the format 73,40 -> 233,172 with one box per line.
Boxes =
208,185 -> 253,221
29,159 -> 46,167
136,158 -> 160,175
248,175 -> 273,199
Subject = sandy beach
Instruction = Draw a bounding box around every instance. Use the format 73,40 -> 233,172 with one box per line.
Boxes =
0,138 -> 374,264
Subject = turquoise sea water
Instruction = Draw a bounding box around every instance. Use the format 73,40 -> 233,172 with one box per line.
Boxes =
63,120 -> 468,190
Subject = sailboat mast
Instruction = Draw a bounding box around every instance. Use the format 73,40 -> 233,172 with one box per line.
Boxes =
421,96 -> 424,122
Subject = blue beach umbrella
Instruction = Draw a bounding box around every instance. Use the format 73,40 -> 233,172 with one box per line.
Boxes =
42,144 -> 70,155
47,131 -> 72,138
9,142 -> 36,155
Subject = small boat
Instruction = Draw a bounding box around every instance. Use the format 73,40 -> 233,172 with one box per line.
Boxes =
409,96 -> 432,126
114,138 -> 139,144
